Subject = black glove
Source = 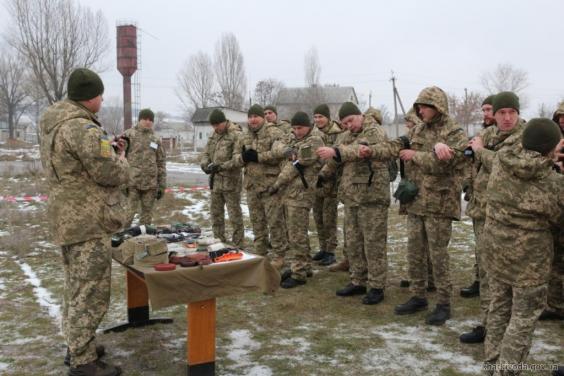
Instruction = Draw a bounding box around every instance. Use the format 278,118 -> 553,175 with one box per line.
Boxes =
316,175 -> 325,188
201,165 -> 211,174
398,135 -> 411,149
293,161 -> 305,174
156,188 -> 164,200
208,163 -> 221,173
242,148 -> 259,163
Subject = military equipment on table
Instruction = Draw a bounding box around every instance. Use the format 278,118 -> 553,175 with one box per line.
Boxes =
111,225 -> 157,247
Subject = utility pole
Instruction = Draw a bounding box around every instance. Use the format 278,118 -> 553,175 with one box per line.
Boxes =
390,71 -> 407,137
369,91 -> 372,107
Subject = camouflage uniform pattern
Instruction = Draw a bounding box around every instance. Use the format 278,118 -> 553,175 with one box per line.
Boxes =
312,120 -> 343,255
271,120 -> 292,135
552,101 -> 564,126
272,131 -> 324,280
236,123 -> 288,258
482,144 -> 564,371
200,121 -> 244,246
321,117 -> 391,289
39,99 -> 128,367
548,228 -> 564,314
124,124 -> 166,226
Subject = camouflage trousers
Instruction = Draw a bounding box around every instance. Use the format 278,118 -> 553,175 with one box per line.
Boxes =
246,189 -> 288,259
312,194 -> 338,254
346,204 -> 388,289
61,237 -> 112,367
407,214 -> 453,304
547,239 -> 564,314
126,188 -> 156,226
287,204 -> 313,281
400,213 -> 434,287
484,277 -> 547,375
474,219 -> 491,326
210,190 -> 244,247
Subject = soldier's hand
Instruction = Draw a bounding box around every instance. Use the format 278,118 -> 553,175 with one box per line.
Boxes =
156,188 -> 164,200
284,147 -> 297,161
267,186 -> 279,196
201,165 -> 211,174
242,148 -> 259,163
399,149 -> 416,161
208,163 -> 221,173
358,144 -> 373,159
317,146 -> 336,160
469,136 -> 484,153
434,142 -> 454,160
554,139 -> 564,162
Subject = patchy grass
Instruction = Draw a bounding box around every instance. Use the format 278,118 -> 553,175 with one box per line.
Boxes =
0,174 -> 562,375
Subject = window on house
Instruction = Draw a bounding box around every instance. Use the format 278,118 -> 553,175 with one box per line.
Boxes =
199,132 -> 202,140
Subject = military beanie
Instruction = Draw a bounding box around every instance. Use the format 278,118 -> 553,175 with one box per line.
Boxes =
138,108 -> 155,122
291,111 -> 312,127
521,118 -> 562,155
264,105 -> 277,114
248,104 -> 264,118
493,91 -> 520,114
482,95 -> 495,106
338,102 -> 361,120
314,104 -> 331,119
67,68 -> 104,101
208,109 -> 226,125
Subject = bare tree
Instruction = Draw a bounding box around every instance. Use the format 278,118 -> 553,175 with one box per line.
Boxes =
448,91 -> 483,132
177,51 -> 216,115
214,33 -> 246,110
377,105 -> 393,125
153,111 -> 167,132
0,47 -> 31,140
6,0 -> 110,104
253,78 -> 284,106
537,103 -> 552,118
97,96 -> 123,136
304,46 -> 321,87
481,63 -> 529,108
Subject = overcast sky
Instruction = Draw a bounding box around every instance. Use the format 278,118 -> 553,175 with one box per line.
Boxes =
5,0 -> 564,120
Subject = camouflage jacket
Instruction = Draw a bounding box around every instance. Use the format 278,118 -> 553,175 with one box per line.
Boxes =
124,125 -> 166,190
39,100 -> 129,246
552,101 -> 564,126
269,120 -> 292,136
235,122 -> 287,192
199,121 -> 242,192
272,131 -> 324,208
313,120 -> 343,197
483,144 -> 564,287
321,117 -> 391,207
465,120 -> 525,220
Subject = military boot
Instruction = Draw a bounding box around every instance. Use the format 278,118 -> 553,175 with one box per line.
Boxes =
312,250 -> 330,262
64,345 -> 106,367
329,259 -> 349,272
394,296 -> 428,315
68,360 -> 121,376
336,283 -> 366,297
459,325 -> 486,344
281,276 -> 306,289
460,280 -> 480,298
553,365 -> 564,376
362,288 -> 384,305
426,304 -> 451,325
319,252 -> 336,266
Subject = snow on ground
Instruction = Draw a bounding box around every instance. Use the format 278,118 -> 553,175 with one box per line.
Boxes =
0,146 -> 40,160
166,162 -> 204,175
225,329 -> 273,376
15,260 -> 61,328
0,230 -> 9,237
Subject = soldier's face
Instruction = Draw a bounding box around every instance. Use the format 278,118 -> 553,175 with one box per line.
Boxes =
84,95 -> 103,113
342,114 -> 363,133
482,104 -> 495,126
212,122 -> 227,134
264,110 -> 277,123
139,118 -> 153,129
558,115 -> 564,132
313,114 -> 329,128
417,105 -> 438,123
292,125 -> 311,140
494,108 -> 519,131
248,114 -> 265,129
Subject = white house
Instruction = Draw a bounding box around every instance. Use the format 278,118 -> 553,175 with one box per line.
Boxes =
191,107 -> 248,150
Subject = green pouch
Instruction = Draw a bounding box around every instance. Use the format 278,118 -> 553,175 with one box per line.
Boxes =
393,178 -> 418,204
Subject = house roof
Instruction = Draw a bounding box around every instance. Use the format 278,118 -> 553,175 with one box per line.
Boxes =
276,86 -> 358,105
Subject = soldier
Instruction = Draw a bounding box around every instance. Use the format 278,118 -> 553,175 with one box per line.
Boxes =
482,119 -> 563,375
124,109 -> 166,227
460,94 -> 496,299
199,109 -> 244,247
268,111 -> 324,288
311,104 -> 342,266
264,105 -> 292,135
236,104 -> 288,268
460,92 -> 526,343
39,68 -> 127,375
553,102 -> 564,135
317,102 -> 392,305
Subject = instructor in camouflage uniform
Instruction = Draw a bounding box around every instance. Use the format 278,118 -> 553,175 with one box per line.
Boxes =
200,109 -> 244,247
40,68 -> 127,375
124,108 -> 166,227
264,105 -> 291,135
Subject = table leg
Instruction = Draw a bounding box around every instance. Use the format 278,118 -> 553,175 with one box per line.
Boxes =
187,298 -> 216,376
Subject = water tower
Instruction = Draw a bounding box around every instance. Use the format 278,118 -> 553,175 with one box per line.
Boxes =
116,24 -> 137,130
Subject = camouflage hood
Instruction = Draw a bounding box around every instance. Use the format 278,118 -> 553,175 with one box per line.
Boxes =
40,99 -> 98,135
497,143 -> 554,181
404,108 -> 422,125
413,86 -> 449,117
364,107 -> 382,125
552,101 -> 564,124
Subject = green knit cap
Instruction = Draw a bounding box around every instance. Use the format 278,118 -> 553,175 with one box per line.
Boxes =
138,108 -> 155,121
247,104 -> 264,118
208,109 -> 226,125
67,68 -> 104,101
291,111 -> 312,127
314,104 -> 331,119
493,91 -> 520,114
482,94 -> 495,106
338,102 -> 361,120
264,105 -> 277,114
521,118 -> 562,155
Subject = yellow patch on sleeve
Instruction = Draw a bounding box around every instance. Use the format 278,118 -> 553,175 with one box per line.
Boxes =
100,138 -> 112,158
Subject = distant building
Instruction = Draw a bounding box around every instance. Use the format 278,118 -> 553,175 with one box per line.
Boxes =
191,107 -> 248,150
0,115 -> 38,144
155,116 -> 192,152
275,86 -> 359,120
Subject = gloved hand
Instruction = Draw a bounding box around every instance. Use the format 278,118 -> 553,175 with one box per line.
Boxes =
284,147 -> 297,160
156,188 -> 164,200
316,174 -> 325,188
207,163 -> 221,173
398,135 -> 411,149
267,186 -> 279,196
242,148 -> 259,163
293,161 -> 305,174
201,164 -> 211,174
